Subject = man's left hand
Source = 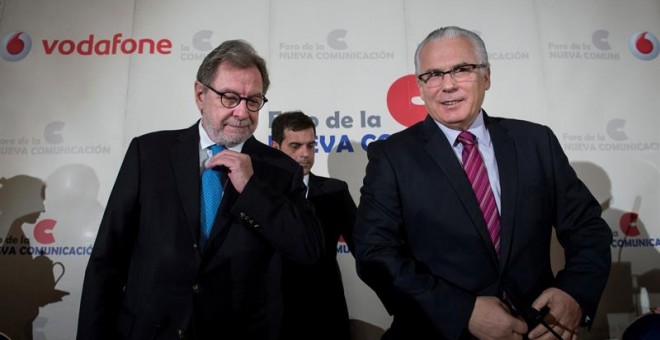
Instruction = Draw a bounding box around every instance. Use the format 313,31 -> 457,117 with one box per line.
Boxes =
527,287 -> 581,340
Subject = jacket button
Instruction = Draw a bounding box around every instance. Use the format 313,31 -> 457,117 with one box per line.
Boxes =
193,243 -> 199,250
177,329 -> 185,339
192,284 -> 201,293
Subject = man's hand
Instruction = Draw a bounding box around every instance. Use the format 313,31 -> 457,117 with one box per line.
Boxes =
528,288 -> 581,340
468,296 -> 528,340
206,149 -> 253,193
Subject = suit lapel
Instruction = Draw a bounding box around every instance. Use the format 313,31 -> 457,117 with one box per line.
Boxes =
421,116 -> 499,266
484,113 -> 518,270
171,122 -> 203,244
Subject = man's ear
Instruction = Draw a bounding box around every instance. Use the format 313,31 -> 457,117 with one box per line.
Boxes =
194,81 -> 206,111
271,141 -> 281,149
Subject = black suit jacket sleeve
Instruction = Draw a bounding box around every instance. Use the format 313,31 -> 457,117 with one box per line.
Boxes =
544,127 -> 612,324
308,174 -> 357,254
354,138 -> 476,339
231,158 -> 324,264
78,137 -> 141,340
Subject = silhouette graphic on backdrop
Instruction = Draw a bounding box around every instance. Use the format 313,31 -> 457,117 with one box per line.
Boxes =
551,162 -> 660,340
43,164 -> 103,246
0,175 -> 69,340
29,164 -> 105,340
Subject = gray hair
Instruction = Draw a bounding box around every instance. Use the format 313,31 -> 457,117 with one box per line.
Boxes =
414,26 -> 489,74
196,39 -> 270,94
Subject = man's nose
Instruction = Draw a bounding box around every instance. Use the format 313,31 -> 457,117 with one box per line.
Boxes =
441,73 -> 458,91
232,101 -> 251,118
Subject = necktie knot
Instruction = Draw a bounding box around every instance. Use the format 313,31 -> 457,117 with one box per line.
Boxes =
457,131 -> 476,146
209,144 -> 224,155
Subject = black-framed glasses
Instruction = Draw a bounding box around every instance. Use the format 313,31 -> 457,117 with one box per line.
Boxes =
200,82 -> 268,112
417,64 -> 488,88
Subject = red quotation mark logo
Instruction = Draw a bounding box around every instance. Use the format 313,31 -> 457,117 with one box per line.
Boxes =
34,219 -> 57,244
386,74 -> 427,127
629,31 -> 659,60
619,212 -> 640,237
0,31 -> 32,61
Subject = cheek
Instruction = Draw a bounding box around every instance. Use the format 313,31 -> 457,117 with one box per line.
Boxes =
249,111 -> 259,124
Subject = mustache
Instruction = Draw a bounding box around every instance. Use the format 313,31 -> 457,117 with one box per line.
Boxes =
224,118 -> 251,127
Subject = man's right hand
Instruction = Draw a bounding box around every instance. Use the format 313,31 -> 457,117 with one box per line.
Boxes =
468,296 -> 528,340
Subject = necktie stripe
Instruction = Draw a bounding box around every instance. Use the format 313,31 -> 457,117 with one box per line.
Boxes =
457,131 -> 501,256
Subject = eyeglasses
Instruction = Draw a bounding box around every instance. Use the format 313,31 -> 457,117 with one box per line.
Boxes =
200,82 -> 268,112
417,64 -> 488,88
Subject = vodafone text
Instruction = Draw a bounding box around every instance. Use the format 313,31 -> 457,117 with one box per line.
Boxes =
42,33 -> 172,56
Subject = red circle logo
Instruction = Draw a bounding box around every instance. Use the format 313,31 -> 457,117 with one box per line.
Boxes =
1,31 -> 32,61
619,212 -> 640,236
386,74 -> 427,127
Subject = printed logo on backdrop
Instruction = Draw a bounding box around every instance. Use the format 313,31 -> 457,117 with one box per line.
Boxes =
0,121 -> 111,157
180,30 -> 214,61
41,33 -> 172,56
268,109 -> 387,155
0,31 -> 32,61
629,31 -> 659,60
608,203 -> 659,254
386,74 -> 426,127
270,72 -> 427,154
548,29 -> 621,60
1,30 -> 172,58
561,119 -> 660,152
0,175 -> 72,340
278,29 -> 394,61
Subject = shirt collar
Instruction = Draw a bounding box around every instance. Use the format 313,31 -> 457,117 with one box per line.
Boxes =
303,174 -> 310,198
435,110 -> 492,148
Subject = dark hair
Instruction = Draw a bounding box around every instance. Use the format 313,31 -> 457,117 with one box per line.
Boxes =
196,39 -> 270,94
271,111 -> 316,144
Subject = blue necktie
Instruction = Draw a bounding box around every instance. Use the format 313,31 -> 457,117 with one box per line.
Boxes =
200,144 -> 224,248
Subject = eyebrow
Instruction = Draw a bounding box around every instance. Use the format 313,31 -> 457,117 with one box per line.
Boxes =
423,62 -> 474,73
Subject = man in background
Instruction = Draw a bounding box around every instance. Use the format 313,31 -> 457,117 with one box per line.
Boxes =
78,40 -> 323,340
271,110 -> 356,340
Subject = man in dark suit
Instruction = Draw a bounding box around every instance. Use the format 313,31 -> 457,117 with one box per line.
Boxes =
353,26 -> 612,340
77,40 -> 324,340
271,111 -> 356,340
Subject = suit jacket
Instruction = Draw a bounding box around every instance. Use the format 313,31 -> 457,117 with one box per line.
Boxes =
77,122 -> 324,340
281,173 -> 356,340
354,114 -> 612,339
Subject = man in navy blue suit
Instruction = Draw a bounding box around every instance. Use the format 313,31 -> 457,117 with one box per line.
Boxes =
271,110 -> 356,340
354,26 -> 612,340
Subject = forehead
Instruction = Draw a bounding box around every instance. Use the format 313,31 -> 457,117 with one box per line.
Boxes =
419,37 -> 478,69
283,128 -> 316,143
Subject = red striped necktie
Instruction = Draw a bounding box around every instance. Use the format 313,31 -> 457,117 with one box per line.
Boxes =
457,131 -> 501,255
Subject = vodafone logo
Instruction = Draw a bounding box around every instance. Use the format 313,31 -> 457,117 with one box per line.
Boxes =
42,33 -> 172,56
629,31 -> 659,60
0,31 -> 32,61
1,31 -> 172,59
386,74 -> 427,127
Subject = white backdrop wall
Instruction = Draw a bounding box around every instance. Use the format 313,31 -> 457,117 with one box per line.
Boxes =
1,0 -> 659,339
